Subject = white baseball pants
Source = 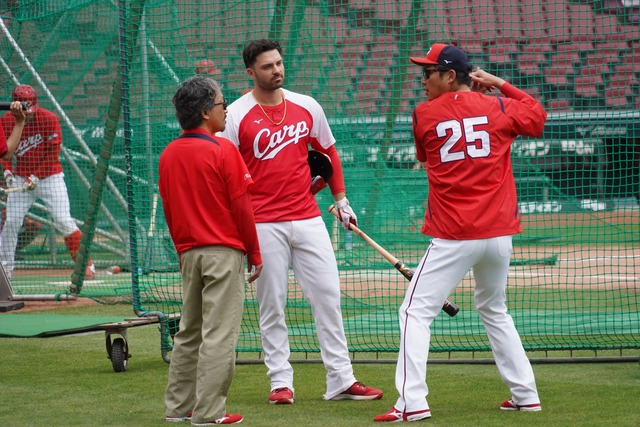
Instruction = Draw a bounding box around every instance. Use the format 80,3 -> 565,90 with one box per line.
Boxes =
0,173 -> 79,278
393,236 -> 540,413
255,216 -> 356,399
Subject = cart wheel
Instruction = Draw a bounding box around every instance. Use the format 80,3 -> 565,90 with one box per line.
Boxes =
111,337 -> 128,372
168,317 -> 180,339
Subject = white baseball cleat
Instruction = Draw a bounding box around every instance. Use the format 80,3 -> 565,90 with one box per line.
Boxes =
374,407 -> 431,422
500,397 -> 542,411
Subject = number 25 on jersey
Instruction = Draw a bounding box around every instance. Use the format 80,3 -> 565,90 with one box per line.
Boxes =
437,116 -> 490,163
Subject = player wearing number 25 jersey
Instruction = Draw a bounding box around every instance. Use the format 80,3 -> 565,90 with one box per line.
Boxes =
413,66 -> 546,240
375,44 -> 547,423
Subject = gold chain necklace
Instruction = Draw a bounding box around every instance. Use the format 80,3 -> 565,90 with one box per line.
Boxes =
252,90 -> 287,126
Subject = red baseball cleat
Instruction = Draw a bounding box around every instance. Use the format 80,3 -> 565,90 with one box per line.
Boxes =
331,381 -> 383,401
85,264 -> 96,280
191,413 -> 243,425
269,387 -> 294,404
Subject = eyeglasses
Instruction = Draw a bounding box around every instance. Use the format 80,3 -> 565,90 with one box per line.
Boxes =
213,100 -> 227,110
422,67 -> 449,79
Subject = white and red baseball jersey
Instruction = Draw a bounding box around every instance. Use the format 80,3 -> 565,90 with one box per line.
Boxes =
412,83 -> 547,240
0,108 -> 63,178
219,89 -> 336,223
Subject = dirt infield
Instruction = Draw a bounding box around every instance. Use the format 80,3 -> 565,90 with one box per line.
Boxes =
5,298 -> 98,313
336,243 -> 639,299
524,209 -> 639,227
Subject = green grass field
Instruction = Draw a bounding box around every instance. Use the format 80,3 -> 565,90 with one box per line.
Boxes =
0,303 -> 638,426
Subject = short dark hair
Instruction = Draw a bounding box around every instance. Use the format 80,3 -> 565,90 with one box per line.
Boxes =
454,65 -> 473,86
435,64 -> 473,87
242,39 -> 282,68
172,76 -> 221,130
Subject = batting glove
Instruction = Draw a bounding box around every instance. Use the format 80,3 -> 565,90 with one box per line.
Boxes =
335,197 -> 357,230
4,170 -> 15,188
25,175 -> 39,191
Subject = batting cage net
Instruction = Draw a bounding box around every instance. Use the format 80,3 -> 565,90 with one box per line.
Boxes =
1,0 -> 638,355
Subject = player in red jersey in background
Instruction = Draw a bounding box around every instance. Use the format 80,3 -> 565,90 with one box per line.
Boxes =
0,85 -> 96,280
218,39 -> 383,405
374,44 -> 547,422
0,100 -> 26,160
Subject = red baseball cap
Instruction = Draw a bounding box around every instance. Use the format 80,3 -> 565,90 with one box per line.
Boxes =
12,84 -> 38,114
410,43 -> 469,74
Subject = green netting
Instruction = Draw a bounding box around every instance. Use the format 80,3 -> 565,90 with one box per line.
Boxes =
1,1 -> 638,354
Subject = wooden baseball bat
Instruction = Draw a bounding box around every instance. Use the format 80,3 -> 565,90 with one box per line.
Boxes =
328,205 -> 460,317
1,184 -> 29,194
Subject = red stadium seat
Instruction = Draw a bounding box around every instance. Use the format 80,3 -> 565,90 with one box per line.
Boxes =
522,85 -> 544,103
520,40 -> 554,54
448,0 -> 477,42
517,52 -> 546,76
574,74 -> 603,98
374,0 -> 407,23
494,0 -> 523,40
328,16 -> 350,45
546,0 -> 571,42
470,0 -> 499,41
553,43 -> 585,64
487,40 -> 519,64
354,91 -> 379,115
417,2 -> 452,42
569,3 -> 596,41
546,99 -> 572,111
520,2 -> 548,40
545,62 -> 574,86
619,23 -> 640,42
594,14 -> 627,42
604,91 -> 630,107
607,73 -> 638,89
338,43 -> 366,68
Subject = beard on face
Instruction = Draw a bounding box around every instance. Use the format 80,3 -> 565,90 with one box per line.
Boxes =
255,73 -> 285,91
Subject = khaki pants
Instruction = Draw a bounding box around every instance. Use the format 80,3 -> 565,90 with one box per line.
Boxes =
165,246 -> 245,423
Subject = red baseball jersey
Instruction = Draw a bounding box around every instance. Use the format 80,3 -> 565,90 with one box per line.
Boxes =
0,122 -> 8,158
219,89 -> 336,223
412,83 -> 547,240
0,108 -> 63,178
158,129 -> 255,256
